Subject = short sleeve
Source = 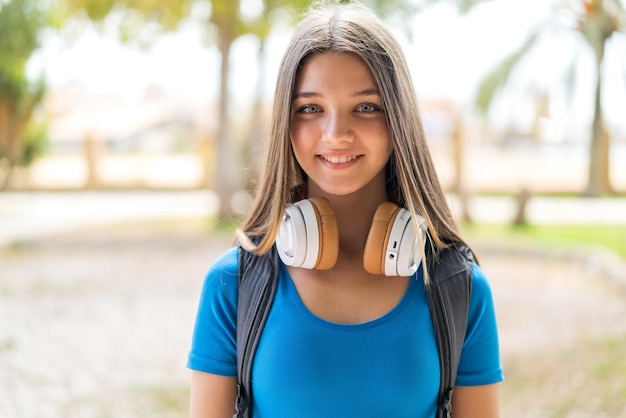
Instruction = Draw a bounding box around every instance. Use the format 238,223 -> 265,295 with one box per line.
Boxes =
455,263 -> 504,386
187,247 -> 239,377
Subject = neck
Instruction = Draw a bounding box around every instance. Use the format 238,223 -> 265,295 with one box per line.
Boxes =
307,182 -> 388,257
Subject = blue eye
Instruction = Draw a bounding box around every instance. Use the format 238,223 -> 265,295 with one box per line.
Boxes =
357,104 -> 378,113
299,105 -> 320,114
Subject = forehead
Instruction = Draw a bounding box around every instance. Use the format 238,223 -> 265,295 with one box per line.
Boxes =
293,52 -> 378,93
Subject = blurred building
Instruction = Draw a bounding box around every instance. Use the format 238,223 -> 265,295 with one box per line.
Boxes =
20,83 -> 215,190
46,82 -> 212,154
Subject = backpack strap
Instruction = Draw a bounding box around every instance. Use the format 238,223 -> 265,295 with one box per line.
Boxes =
425,244 -> 474,418
234,244 -> 279,418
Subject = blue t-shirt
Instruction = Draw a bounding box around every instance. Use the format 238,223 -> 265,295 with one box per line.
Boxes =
188,247 -> 503,417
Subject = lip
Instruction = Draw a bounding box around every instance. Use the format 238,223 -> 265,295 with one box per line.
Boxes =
317,154 -> 362,168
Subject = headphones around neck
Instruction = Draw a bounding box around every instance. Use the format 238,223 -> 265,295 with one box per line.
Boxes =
276,196 -> 426,277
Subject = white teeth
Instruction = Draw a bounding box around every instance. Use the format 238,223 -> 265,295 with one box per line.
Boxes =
321,155 -> 357,164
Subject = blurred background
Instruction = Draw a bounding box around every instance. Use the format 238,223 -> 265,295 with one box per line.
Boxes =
0,0 -> 625,417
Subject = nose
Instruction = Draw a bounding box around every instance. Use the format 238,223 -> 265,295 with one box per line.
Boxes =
322,111 -> 354,144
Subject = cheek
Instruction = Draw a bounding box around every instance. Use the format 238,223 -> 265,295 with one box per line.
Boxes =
290,119 -> 318,142
289,123 -> 309,165
369,122 -> 392,154
290,121 -> 319,154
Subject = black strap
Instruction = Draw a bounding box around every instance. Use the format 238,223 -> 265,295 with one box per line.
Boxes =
234,244 -> 279,418
425,244 -> 473,418
235,243 -> 473,418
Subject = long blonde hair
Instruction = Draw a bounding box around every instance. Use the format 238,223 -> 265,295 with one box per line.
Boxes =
236,1 -> 472,277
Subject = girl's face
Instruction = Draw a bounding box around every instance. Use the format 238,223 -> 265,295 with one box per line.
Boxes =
290,52 -> 392,197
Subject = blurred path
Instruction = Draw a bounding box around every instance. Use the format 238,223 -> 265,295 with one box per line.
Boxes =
1,191 -> 625,248
458,195 -> 626,225
0,191 -> 219,248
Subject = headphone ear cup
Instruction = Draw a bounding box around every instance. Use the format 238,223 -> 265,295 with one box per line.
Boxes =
396,214 -> 426,277
307,197 -> 339,270
276,197 -> 338,270
276,202 -> 309,267
364,202 -> 425,276
363,202 -> 401,275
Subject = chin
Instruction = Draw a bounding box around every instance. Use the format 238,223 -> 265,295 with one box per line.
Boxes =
313,189 -> 349,198
317,184 -> 371,198
308,175 -> 385,198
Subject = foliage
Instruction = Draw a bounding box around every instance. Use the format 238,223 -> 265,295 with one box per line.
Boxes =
60,0 -> 194,46
19,115 -> 48,166
0,0 -> 50,189
0,0 -> 42,76
474,30 -> 542,115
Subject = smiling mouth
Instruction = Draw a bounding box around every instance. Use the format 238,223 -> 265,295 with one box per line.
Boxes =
319,155 -> 360,164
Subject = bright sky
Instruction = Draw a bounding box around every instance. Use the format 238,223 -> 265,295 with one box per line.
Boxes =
31,0 -> 626,136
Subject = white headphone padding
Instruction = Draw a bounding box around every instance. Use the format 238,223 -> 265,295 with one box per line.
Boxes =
394,213 -> 426,277
277,203 -> 307,267
383,207 -> 413,276
276,200 -> 321,269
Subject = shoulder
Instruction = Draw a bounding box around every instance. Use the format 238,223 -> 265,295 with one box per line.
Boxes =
209,246 -> 239,275
470,262 -> 493,299
465,262 -> 499,330
200,247 -> 240,303
188,247 -> 240,377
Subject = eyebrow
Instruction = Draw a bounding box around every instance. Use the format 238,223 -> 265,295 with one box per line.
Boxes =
292,88 -> 380,100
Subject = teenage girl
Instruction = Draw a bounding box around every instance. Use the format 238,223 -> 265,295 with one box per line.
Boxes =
188,2 -> 503,417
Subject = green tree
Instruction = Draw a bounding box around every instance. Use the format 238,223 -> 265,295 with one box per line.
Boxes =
62,0 -> 191,33
471,0 -> 625,196
0,0 -> 49,189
